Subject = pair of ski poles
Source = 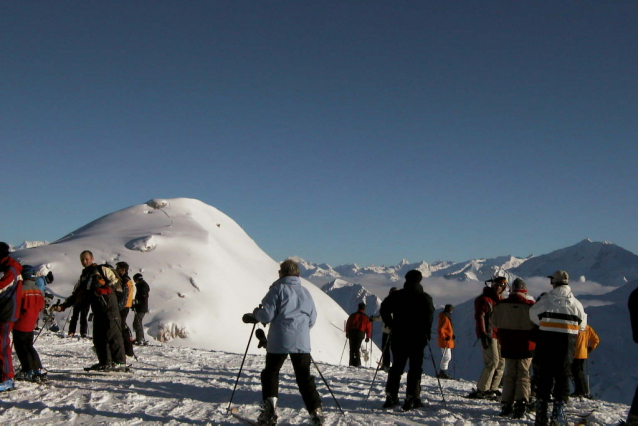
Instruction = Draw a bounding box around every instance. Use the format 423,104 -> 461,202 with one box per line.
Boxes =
227,322 -> 345,416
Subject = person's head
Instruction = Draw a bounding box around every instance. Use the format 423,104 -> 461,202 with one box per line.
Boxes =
80,250 -> 94,268
548,270 -> 569,287
133,273 -> 143,282
21,265 -> 36,279
405,269 -> 422,284
0,242 -> 10,259
116,261 -> 129,275
490,276 -> 508,294
512,278 -> 527,292
444,304 -> 454,313
389,287 -> 398,295
279,259 -> 300,277
358,302 -> 366,311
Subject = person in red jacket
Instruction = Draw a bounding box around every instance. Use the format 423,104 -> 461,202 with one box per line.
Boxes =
12,265 -> 46,382
345,302 -> 372,367
0,242 -> 23,392
468,276 -> 507,399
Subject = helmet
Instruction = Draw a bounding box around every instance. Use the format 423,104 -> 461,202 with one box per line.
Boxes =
21,265 -> 36,279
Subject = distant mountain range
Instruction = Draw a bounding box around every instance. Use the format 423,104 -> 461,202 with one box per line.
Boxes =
294,239 -> 638,288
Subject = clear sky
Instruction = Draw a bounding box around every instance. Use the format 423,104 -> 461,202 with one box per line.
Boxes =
3,1 -> 637,266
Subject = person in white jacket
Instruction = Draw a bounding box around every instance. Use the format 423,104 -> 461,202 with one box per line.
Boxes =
529,270 -> 586,426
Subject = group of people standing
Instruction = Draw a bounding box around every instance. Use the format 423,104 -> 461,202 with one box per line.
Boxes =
0,243 -> 151,391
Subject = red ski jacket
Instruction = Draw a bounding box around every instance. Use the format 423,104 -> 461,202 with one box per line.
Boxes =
346,310 -> 372,339
14,278 -> 45,332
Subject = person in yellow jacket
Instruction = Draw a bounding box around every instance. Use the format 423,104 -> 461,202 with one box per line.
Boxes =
571,324 -> 600,398
437,304 -> 455,379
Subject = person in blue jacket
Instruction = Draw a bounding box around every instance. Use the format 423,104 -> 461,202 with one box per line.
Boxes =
253,259 -> 323,426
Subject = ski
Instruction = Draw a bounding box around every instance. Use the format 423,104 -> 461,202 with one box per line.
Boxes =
229,407 -> 259,425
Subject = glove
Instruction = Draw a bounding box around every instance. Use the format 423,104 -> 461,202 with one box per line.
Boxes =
587,347 -> 592,354
453,335 -> 456,340
242,313 -> 258,324
365,338 -> 370,343
480,334 -> 491,349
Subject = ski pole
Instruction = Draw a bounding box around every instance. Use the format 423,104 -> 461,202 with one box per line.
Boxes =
311,355 -> 345,416
227,322 -> 257,413
60,308 -> 72,334
365,333 -> 391,401
339,338 -> 347,366
426,343 -> 447,408
32,316 -> 51,345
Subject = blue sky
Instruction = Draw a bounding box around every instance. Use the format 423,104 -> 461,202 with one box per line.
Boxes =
3,1 -> 637,266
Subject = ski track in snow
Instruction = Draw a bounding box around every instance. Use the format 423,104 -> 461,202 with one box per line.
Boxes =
0,333 -> 628,425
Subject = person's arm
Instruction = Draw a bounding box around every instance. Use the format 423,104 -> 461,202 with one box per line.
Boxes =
255,286 -> 279,324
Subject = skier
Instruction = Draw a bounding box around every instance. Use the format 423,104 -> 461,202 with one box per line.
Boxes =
571,324 -> 599,398
627,285 -> 638,426
345,302 -> 372,367
12,265 -> 46,382
53,250 -> 126,371
437,304 -> 455,379
115,262 -> 135,356
132,273 -> 150,345
529,270 -> 586,426
252,259 -> 324,426
0,242 -> 22,391
467,276 -> 507,399
380,269 -> 435,410
490,278 -> 536,418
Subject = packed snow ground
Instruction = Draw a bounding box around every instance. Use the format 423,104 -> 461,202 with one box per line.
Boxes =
0,332 -> 628,425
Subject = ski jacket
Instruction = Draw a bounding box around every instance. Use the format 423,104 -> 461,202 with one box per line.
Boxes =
474,286 -> 502,338
14,278 -> 45,332
134,279 -> 150,313
529,285 -> 587,335
437,311 -> 455,349
573,325 -> 600,359
491,291 -> 536,359
630,287 -> 638,344
255,275 -> 317,354
117,274 -> 134,310
62,263 -> 119,310
124,277 -> 135,308
346,310 -> 372,339
380,281 -> 434,347
0,256 -> 23,323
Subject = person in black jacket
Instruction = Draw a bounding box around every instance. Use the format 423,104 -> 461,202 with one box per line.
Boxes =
627,286 -> 638,426
132,273 -> 150,345
380,269 -> 435,410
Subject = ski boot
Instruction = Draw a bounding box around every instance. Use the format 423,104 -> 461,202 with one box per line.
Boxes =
437,369 -> 451,379
0,379 -> 15,392
512,399 -> 528,419
382,393 -> 400,409
309,407 -> 324,426
257,397 -> 278,426
402,395 -> 424,411
550,399 -> 567,426
499,402 -> 514,416
534,399 -> 549,426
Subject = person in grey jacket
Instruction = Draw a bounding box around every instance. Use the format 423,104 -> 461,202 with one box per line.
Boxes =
253,259 -> 323,426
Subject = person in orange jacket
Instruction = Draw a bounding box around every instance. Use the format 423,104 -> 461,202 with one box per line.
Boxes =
437,304 -> 455,379
345,302 -> 372,367
571,324 -> 600,398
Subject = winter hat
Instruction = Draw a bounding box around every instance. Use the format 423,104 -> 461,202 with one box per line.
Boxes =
0,242 -> 9,258
21,265 -> 36,279
133,273 -> 143,281
405,269 -> 422,284
358,302 -> 366,311
512,278 -> 527,291
548,270 -> 569,285
444,304 -> 454,312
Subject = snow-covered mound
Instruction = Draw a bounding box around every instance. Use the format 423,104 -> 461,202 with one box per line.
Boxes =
11,198 -> 349,363
510,239 -> 638,286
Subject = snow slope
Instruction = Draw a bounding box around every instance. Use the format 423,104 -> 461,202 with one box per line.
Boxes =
11,198 -> 349,364
0,332 -> 628,425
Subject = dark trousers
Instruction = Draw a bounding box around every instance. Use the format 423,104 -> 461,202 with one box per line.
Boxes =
261,352 -> 321,413
381,332 -> 391,367
348,330 -> 364,367
69,303 -> 90,336
385,340 -> 426,398
12,330 -> 42,372
570,358 -> 589,395
91,293 -> 126,365
133,311 -> 146,342
535,332 -> 575,402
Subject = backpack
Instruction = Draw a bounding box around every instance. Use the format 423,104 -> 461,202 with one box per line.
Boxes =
94,263 -> 123,293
